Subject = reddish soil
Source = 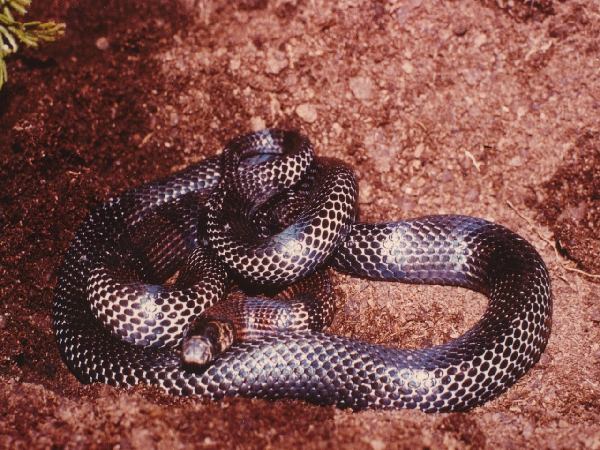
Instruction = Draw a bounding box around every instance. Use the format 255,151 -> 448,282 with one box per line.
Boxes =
1,0 -> 599,448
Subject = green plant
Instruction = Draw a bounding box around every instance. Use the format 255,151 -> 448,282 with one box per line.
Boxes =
1,0 -> 65,90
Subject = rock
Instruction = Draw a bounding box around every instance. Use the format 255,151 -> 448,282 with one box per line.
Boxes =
95,37 -> 110,51
349,76 -> 375,100
250,116 -> 266,131
295,104 -> 318,123
265,49 -> 288,75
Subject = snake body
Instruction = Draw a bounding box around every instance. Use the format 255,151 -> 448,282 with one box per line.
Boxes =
53,129 -> 552,412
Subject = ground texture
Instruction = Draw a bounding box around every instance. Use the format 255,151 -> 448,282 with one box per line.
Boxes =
1,0 -> 599,448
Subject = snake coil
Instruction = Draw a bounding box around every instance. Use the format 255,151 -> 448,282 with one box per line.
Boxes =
54,129 -> 552,412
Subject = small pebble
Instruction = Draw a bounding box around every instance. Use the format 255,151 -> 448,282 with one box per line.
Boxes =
95,37 -> 110,51
265,49 -> 288,75
453,23 -> 469,36
250,116 -> 266,131
349,76 -> 375,100
465,188 -> 480,202
401,61 -> 413,74
296,104 -> 317,123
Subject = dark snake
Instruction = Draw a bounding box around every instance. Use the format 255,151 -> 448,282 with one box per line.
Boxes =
53,129 -> 553,412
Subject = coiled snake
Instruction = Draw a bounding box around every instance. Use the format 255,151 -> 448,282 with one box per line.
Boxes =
53,129 -> 552,412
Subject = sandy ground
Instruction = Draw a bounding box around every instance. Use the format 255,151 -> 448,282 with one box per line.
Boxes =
0,0 -> 599,448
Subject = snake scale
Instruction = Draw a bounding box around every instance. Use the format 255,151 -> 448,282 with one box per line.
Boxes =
53,129 -> 553,412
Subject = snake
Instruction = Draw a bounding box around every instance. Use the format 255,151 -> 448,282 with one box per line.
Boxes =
53,129 -> 553,412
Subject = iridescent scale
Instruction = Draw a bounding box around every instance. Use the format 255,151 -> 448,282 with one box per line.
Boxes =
53,129 -> 552,412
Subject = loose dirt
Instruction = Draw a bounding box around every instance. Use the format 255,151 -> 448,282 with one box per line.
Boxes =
1,0 -> 599,448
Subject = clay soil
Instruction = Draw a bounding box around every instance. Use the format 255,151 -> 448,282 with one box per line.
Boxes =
1,0 -> 599,448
